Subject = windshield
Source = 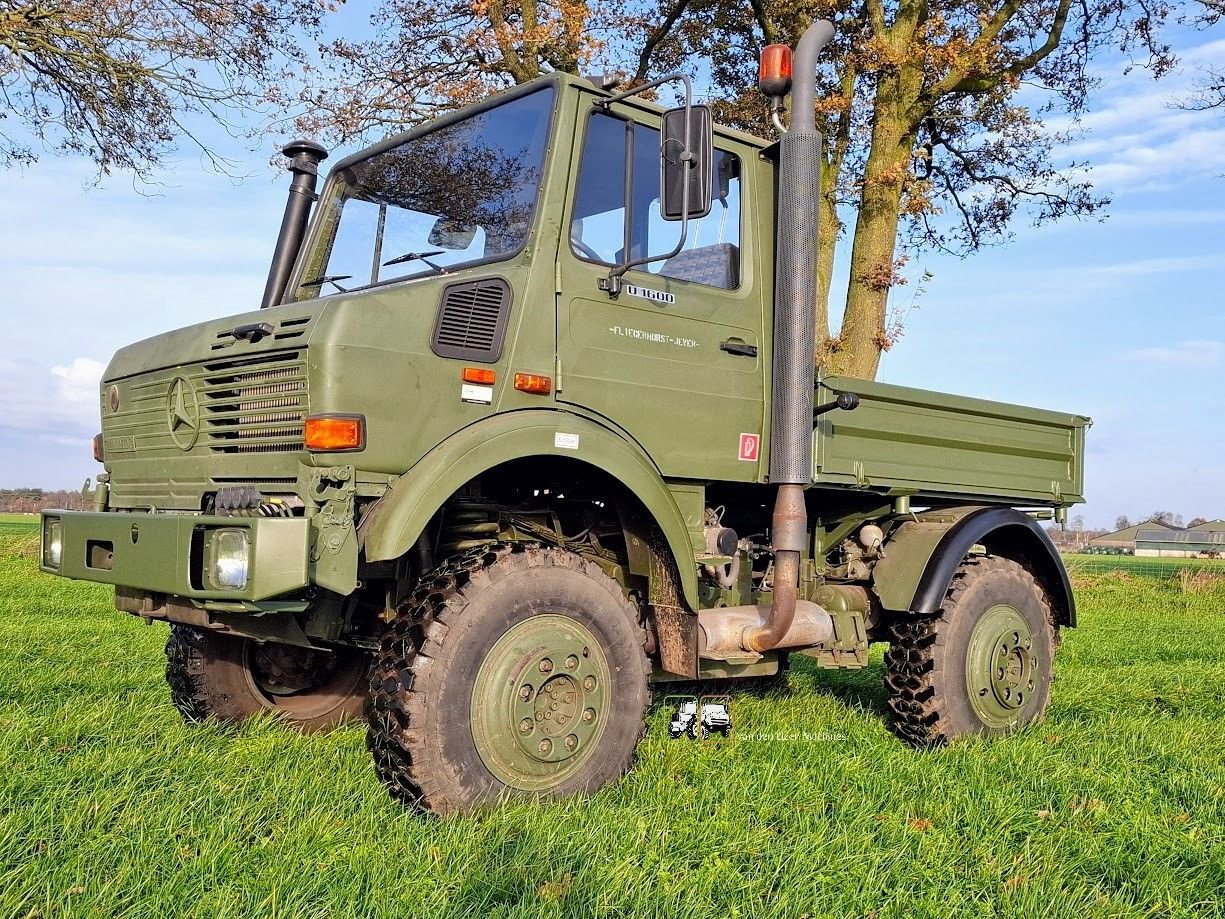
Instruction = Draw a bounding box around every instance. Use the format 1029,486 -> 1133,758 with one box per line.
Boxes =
295,86 -> 555,298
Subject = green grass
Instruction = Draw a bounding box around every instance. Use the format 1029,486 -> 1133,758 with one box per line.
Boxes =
1,547 -> 1223,918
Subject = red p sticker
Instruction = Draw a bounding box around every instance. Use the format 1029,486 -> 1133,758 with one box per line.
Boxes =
738,433 -> 760,462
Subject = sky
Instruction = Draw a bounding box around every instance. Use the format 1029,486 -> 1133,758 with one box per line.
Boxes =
1,28 -> 1222,530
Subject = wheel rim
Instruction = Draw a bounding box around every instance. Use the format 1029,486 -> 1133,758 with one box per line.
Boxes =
964,603 -> 1038,728
470,614 -> 611,792
243,643 -> 366,720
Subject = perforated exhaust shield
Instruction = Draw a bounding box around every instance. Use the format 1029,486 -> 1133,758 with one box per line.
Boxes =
768,128 -> 821,484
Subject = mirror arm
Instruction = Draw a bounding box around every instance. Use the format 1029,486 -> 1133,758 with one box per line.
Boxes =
594,71 -> 692,110
597,73 -> 695,297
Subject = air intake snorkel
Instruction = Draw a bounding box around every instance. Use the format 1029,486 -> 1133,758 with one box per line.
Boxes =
260,139 -> 328,310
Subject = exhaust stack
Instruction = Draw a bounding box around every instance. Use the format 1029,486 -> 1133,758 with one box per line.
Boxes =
260,139 -> 328,310
746,20 -> 835,653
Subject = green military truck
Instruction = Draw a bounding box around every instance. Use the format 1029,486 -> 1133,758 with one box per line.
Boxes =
41,22 -> 1088,814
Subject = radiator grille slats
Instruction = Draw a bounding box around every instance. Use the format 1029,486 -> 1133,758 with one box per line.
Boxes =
431,278 -> 512,362
201,352 -> 307,454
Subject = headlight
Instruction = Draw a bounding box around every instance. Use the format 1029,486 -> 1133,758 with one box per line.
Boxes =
205,528 -> 249,590
42,518 -> 62,568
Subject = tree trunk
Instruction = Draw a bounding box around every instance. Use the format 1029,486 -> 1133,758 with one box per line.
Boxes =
830,90 -> 913,379
815,160 -> 839,362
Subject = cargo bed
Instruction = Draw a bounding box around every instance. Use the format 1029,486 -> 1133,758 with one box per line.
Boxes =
813,376 -> 1088,506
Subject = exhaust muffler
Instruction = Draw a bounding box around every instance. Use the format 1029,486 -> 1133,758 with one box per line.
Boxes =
699,599 -> 835,662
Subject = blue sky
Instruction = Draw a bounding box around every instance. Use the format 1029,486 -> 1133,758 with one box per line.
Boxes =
2,30 -> 1222,529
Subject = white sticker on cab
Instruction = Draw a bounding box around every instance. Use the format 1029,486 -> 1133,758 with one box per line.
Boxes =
461,384 -> 494,404
555,432 -> 580,450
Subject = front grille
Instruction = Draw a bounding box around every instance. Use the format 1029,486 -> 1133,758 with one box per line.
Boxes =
200,351 -> 307,454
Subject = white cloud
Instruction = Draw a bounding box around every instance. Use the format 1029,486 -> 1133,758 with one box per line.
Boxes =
1130,339 -> 1225,369
52,357 -> 106,406
1040,37 -> 1225,194
0,358 -> 104,440
1087,254 -> 1221,276
1082,127 -> 1225,190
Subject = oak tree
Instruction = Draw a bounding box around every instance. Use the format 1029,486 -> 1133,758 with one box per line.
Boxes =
0,0 -> 327,176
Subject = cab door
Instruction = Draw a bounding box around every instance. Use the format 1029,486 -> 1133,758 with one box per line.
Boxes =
555,104 -> 768,483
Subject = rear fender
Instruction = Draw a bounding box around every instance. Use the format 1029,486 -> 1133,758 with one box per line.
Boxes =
359,410 -> 700,611
873,506 -> 1076,627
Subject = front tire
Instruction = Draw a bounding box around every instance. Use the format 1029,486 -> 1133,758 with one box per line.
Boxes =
165,626 -> 368,732
366,544 -> 651,815
885,556 -> 1058,746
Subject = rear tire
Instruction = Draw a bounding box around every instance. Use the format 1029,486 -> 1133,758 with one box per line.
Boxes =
885,555 -> 1058,746
164,626 -> 368,732
366,544 -> 650,815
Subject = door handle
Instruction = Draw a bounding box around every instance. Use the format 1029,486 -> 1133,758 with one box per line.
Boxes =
720,339 -> 758,357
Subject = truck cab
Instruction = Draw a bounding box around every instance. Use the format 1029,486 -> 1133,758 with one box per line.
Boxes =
40,30 -> 1088,814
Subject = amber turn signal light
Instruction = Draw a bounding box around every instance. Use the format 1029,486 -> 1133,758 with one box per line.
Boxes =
758,44 -> 793,97
304,414 -> 365,452
462,367 -> 496,385
92,432 -> 104,462
514,373 -> 552,395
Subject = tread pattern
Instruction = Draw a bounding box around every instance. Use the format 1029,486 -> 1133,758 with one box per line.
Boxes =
366,542 -> 650,814
884,555 -> 1057,747
164,625 -> 216,723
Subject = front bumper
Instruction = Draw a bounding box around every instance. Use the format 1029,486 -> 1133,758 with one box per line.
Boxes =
39,510 -> 310,603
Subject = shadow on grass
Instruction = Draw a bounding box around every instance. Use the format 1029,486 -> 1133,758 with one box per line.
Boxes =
789,655 -> 890,718
650,654 -> 891,720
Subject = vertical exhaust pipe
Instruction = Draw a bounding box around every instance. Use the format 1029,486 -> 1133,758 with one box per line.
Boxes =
746,20 -> 836,653
260,139 -> 328,310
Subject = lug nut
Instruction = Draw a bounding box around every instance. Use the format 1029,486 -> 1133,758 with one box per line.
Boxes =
583,676 -> 596,691
519,718 -> 533,734
519,685 -> 534,702
582,708 -> 595,723
539,658 -> 553,673
564,734 -> 578,751
565,655 -> 579,671
538,739 -> 552,754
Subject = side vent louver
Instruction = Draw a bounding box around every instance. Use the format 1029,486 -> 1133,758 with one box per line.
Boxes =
431,277 -> 512,362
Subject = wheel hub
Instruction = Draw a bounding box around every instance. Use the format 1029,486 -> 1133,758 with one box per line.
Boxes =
471,614 -> 610,790
250,644 -> 334,696
241,641 -> 367,720
965,604 -> 1038,728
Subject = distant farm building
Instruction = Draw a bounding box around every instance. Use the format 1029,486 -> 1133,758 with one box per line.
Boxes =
1086,520 -> 1180,554
1189,520 -> 1225,534
1135,528 -> 1225,558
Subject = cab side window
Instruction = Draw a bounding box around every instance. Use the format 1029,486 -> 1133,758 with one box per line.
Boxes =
571,111 -> 742,290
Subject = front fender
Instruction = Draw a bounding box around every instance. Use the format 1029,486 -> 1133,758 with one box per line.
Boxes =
359,410 -> 699,611
873,506 -> 1076,627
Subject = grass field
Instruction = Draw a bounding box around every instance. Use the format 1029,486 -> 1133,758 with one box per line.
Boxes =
2,515 -> 1224,918
1067,553 -> 1225,576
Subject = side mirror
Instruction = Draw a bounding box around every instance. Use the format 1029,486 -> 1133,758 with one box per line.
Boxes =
428,217 -> 477,250
660,104 -> 713,221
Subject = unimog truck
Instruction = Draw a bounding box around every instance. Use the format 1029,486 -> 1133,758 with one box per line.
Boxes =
41,21 -> 1088,814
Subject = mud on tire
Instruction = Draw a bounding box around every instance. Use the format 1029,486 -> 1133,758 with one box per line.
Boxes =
885,555 -> 1059,747
366,543 -> 651,815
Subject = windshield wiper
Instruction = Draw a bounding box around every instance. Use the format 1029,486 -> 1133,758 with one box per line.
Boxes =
300,274 -> 352,292
382,250 -> 448,274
